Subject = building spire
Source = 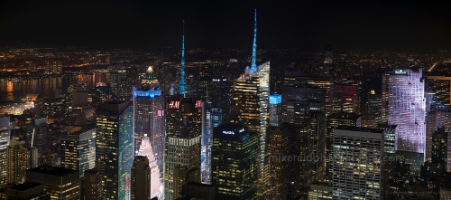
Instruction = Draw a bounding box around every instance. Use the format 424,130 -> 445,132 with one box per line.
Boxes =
179,20 -> 186,96
250,9 -> 257,73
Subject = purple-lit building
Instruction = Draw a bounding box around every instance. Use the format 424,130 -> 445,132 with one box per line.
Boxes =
382,68 -> 426,155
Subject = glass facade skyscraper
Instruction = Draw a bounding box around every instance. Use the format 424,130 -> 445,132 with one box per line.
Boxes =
96,101 -> 134,200
201,102 -> 223,184
61,126 -> 96,178
212,123 -> 258,200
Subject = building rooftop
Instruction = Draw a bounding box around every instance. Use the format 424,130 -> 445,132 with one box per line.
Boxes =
97,101 -> 132,115
9,182 -> 42,191
336,126 -> 384,133
27,166 -> 78,176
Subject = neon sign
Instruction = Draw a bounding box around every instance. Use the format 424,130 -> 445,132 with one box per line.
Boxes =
239,128 -> 245,133
195,100 -> 202,108
223,131 -> 235,135
157,110 -> 164,116
169,101 -> 180,109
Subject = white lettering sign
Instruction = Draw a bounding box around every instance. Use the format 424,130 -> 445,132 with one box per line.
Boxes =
223,131 -> 235,135
239,128 -> 245,133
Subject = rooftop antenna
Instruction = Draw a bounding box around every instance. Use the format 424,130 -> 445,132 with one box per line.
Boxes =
250,9 -> 257,73
179,20 -> 186,97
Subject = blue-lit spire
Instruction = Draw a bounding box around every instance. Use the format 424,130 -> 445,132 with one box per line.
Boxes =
250,9 -> 257,73
179,20 -> 186,96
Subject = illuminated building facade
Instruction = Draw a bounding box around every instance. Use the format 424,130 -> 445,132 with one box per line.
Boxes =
376,124 -> 397,154
431,128 -> 448,166
7,139 -> 30,185
382,68 -> 426,154
132,66 -> 165,175
198,76 -> 232,119
427,76 -> 451,106
164,135 -> 201,200
308,182 -> 332,200
426,106 -> 451,164
96,101 -> 134,200
269,94 -> 281,126
164,96 -> 202,200
326,112 -> 359,174
333,127 -> 383,200
131,156 -> 151,200
201,102 -> 223,184
61,126 -> 96,178
0,115 -> 10,189
212,123 -> 258,200
331,84 -> 359,114
26,167 -> 80,200
138,135 -> 162,199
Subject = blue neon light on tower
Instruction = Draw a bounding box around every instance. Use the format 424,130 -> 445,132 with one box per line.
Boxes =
179,20 -> 186,96
250,9 -> 257,73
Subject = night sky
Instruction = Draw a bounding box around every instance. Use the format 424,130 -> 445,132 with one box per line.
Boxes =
0,0 -> 450,51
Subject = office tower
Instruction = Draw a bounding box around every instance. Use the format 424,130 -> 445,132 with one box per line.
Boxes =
180,182 -> 216,200
229,10 -> 269,198
382,68 -> 426,154
331,84 -> 359,114
138,135 -> 162,199
81,169 -> 103,200
164,96 -> 202,200
108,67 -> 129,101
6,182 -> 50,200
96,101 -> 134,200
131,156 -> 151,200
426,106 -> 451,162
61,126 -> 96,177
427,76 -> 451,106
201,102 -> 223,184
7,139 -> 30,185
173,165 -> 200,199
308,181 -> 332,200
432,128 -> 448,166
164,134 -> 201,200
326,112 -> 359,174
198,77 -> 232,119
133,66 -> 165,174
269,94 -> 281,126
26,167 -> 80,200
30,147 -> 38,169
395,151 -> 424,175
333,127 -> 383,200
212,123 -> 258,200
65,82 -> 91,125
0,115 -> 10,189
376,124 -> 397,154
266,123 -> 310,199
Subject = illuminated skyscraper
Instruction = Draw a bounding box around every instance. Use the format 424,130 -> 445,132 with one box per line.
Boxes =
212,123 -> 258,200
201,102 -> 223,184
231,10 -> 269,195
333,127 -> 383,200
382,68 -> 426,154
26,167 -> 80,200
131,156 -> 151,200
331,84 -> 359,114
132,66 -> 165,175
61,126 -> 96,178
81,169 -> 104,200
7,139 -> 30,185
138,135 -> 162,199
269,94 -> 282,126
96,101 -> 134,200
164,97 -> 202,200
0,115 -> 10,189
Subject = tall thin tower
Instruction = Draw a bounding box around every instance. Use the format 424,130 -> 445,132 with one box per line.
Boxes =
179,20 -> 186,96
250,9 -> 257,73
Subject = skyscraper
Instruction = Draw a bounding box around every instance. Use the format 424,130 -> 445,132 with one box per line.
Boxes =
132,66 -> 165,176
0,115 -> 10,189
61,126 -> 96,178
81,169 -> 104,200
7,139 -> 30,185
26,167 -> 80,200
230,10 -> 270,197
201,102 -> 223,184
382,68 -> 426,155
96,101 -> 134,200
269,94 -> 282,127
212,123 -> 258,200
333,127 -> 384,200
131,156 -> 151,200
